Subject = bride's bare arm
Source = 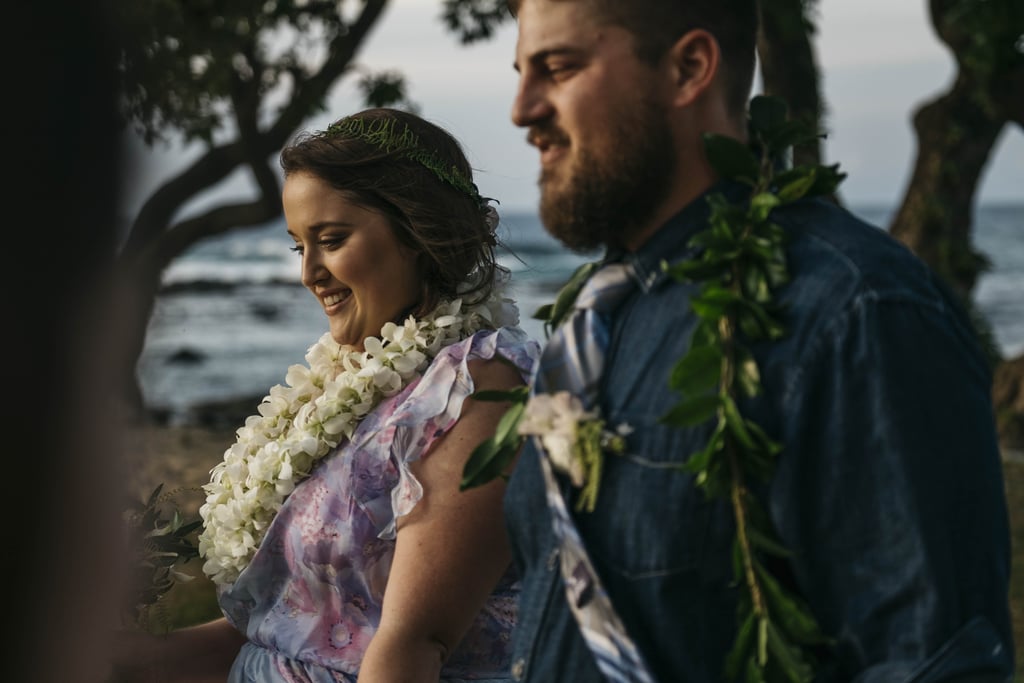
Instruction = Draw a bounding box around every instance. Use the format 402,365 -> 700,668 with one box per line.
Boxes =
358,356 -> 524,682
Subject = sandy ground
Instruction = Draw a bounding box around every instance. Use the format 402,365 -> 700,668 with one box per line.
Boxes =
120,422 -> 239,520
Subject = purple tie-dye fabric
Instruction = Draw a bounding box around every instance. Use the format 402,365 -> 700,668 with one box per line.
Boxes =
218,327 -> 540,682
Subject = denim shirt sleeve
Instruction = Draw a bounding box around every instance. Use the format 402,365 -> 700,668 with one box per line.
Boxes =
770,290 -> 1015,681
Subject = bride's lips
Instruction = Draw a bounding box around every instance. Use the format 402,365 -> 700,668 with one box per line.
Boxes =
321,289 -> 352,313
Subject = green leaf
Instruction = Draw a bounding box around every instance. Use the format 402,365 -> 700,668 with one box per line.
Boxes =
471,386 -> 529,403
737,300 -> 786,341
145,483 -> 164,508
661,394 -> 721,428
460,437 -> 521,490
758,615 -> 769,666
549,261 -> 600,326
699,285 -> 741,306
691,319 -> 720,348
741,266 -> 771,305
703,133 -> 760,183
765,255 -> 789,288
744,654 -> 767,683
765,620 -> 815,682
735,351 -> 762,398
725,611 -> 758,681
755,561 -> 828,646
461,402 -> 526,489
745,419 -> 784,457
679,433 -> 716,475
808,163 -> 847,197
722,395 -> 756,450
749,192 -> 781,222
691,229 -> 737,251
776,169 -> 818,203
745,525 -> 793,558
691,297 -> 727,321
492,401 -> 526,448
669,344 -> 723,395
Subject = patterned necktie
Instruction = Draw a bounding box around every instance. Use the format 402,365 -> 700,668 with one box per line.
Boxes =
533,261 -> 656,683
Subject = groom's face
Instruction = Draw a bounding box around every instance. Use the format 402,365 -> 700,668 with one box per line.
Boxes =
510,0 -> 675,253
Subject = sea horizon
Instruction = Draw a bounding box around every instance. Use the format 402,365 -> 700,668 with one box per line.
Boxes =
138,202 -> 1024,423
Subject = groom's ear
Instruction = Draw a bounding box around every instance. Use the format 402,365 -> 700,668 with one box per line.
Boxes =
665,28 -> 720,109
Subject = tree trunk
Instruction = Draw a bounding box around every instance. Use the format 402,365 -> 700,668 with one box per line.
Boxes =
887,0 -> 1024,445
756,0 -> 825,168
114,0 -> 391,420
889,87 -> 1005,297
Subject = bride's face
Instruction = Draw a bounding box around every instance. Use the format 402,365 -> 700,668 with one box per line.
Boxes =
283,171 -> 421,348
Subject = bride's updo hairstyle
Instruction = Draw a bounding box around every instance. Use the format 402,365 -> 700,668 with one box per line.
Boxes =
280,107 -> 505,317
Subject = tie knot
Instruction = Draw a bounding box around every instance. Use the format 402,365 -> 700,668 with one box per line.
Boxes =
575,262 -> 636,313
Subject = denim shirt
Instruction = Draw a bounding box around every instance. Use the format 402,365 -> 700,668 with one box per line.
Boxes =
503,182 -> 1015,682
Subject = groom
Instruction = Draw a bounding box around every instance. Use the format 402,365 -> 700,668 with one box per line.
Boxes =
500,0 -> 1016,681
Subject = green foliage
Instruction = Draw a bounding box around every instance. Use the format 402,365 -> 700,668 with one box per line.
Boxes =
114,0 -> 413,144
940,0 -> 1024,114
460,386 -> 530,489
441,0 -> 512,43
121,483 -> 203,632
534,261 -> 601,336
462,94 -> 844,680
662,94 -> 840,680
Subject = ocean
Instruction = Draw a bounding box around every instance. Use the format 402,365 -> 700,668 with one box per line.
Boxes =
138,204 -> 1024,422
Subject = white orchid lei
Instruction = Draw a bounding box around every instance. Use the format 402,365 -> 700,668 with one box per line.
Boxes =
198,277 -> 520,588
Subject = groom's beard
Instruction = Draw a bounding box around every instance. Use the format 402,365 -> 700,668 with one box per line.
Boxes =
537,96 -> 675,253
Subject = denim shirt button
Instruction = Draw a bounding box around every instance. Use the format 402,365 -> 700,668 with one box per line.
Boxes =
545,548 -> 559,571
511,657 -> 526,680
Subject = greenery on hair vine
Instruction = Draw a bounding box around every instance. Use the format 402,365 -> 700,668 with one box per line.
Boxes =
326,116 -> 488,209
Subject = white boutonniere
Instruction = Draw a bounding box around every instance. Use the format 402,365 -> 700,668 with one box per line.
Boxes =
517,390 -> 631,512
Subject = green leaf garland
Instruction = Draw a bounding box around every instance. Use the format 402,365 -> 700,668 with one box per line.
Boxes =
461,94 -> 847,682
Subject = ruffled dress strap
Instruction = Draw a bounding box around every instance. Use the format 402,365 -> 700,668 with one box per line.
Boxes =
349,326 -> 539,539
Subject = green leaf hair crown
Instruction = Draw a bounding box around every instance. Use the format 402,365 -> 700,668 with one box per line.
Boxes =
326,116 -> 489,210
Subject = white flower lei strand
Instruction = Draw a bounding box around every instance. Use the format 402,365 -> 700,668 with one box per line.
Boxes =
198,278 -> 519,588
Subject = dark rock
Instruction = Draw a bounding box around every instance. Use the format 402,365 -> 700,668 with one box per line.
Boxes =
166,348 -> 206,364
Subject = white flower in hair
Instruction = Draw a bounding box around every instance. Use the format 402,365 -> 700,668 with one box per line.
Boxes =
483,201 -> 500,231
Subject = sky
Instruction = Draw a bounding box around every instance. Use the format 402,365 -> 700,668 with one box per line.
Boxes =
121,0 -> 1023,217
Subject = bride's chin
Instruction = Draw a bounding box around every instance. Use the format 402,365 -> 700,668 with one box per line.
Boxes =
328,323 -> 358,348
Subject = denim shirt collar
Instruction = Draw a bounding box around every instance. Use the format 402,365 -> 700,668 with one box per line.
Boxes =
606,179 -> 750,294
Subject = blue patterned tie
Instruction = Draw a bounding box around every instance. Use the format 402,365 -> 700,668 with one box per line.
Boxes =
536,261 -> 636,405
533,261 -> 655,683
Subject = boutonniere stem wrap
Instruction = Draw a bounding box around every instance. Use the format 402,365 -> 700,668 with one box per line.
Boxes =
517,391 -> 631,512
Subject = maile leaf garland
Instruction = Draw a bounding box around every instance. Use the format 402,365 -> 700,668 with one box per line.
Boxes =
461,94 -> 844,681
662,94 -> 841,682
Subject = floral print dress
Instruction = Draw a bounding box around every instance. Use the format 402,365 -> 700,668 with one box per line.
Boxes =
218,327 -> 539,682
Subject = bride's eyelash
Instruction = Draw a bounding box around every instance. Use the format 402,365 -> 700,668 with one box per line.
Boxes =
289,233 -> 347,256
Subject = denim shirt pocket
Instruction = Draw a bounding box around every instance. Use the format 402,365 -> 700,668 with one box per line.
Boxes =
576,413 -> 735,584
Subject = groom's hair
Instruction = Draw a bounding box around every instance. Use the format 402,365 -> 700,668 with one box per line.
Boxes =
506,0 -> 758,116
